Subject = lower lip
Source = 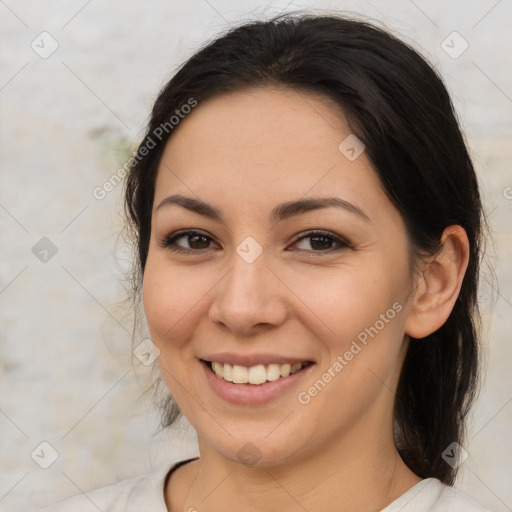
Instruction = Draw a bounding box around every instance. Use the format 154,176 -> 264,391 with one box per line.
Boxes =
202,361 -> 314,406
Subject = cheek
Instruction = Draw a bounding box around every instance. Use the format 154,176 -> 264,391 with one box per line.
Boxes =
142,256 -> 206,410
142,256 -> 188,351
281,260 -> 406,347
287,258 -> 409,398
142,254 -> 216,354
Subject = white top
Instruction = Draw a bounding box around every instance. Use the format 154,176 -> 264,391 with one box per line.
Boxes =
30,459 -> 492,512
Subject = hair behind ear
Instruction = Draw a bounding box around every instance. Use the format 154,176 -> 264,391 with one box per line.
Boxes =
394,224 -> 480,485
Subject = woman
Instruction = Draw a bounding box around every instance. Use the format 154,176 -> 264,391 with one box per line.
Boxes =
33,11 -> 491,512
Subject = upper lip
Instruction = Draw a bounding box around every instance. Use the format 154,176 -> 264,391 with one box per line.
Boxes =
200,352 -> 314,367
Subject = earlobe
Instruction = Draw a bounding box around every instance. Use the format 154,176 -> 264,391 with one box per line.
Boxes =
404,225 -> 469,339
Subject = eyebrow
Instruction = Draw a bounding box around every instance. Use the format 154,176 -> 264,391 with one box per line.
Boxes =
156,194 -> 371,224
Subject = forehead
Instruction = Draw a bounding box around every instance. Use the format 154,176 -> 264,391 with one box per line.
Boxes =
154,87 -> 387,219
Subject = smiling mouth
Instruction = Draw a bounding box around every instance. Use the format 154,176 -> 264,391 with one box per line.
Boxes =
202,360 -> 312,385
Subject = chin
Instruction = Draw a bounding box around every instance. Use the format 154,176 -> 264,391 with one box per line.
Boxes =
194,420 -> 316,469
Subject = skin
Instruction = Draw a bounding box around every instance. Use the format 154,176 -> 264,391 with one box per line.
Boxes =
142,86 -> 469,511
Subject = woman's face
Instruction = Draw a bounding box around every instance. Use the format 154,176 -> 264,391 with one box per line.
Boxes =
143,87 -> 417,467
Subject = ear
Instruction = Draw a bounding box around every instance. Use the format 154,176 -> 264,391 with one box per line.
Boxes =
404,225 -> 469,339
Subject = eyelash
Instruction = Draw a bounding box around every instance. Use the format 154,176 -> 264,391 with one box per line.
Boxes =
158,229 -> 351,256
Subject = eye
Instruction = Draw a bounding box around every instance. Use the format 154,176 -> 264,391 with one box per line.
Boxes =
288,230 -> 351,255
159,229 -> 217,254
159,229 -> 351,255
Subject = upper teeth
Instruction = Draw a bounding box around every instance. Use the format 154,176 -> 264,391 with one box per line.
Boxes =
211,362 -> 305,385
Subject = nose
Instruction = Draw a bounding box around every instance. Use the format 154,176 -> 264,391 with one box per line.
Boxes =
208,251 -> 288,336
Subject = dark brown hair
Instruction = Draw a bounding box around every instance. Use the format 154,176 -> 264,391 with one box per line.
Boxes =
124,11 -> 485,484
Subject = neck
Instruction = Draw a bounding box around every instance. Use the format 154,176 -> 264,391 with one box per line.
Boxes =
167,423 -> 422,512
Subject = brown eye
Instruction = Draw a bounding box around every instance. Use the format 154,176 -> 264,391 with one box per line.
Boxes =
289,230 -> 351,254
159,229 -> 217,254
185,234 -> 210,249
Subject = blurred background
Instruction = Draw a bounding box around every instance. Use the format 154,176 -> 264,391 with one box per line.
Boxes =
0,0 -> 511,510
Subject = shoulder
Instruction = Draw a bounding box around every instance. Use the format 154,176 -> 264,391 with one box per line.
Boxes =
382,478 -> 492,512
27,463 -> 174,512
434,480 -> 493,512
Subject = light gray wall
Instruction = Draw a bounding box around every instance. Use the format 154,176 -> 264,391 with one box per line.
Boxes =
1,0 -> 511,510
